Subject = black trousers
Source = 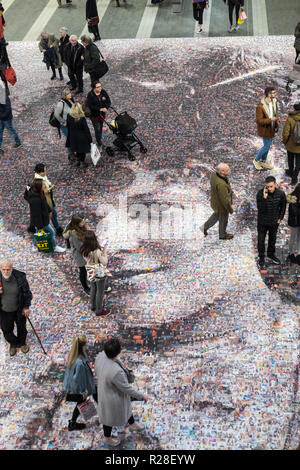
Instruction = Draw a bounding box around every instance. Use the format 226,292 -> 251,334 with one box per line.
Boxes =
257,223 -> 279,259
68,68 -> 83,92
79,266 -> 89,289
296,49 -> 300,63
103,415 -> 135,437
193,3 -> 205,24
0,310 -> 27,346
228,0 -> 240,26
287,150 -> 300,180
91,120 -> 104,146
66,389 -> 98,423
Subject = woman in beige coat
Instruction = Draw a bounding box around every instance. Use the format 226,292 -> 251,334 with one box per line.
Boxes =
95,338 -> 147,447
38,31 -> 63,80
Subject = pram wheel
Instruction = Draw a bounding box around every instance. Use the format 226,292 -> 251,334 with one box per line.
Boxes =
128,152 -> 136,161
106,146 -> 115,157
140,146 -> 147,154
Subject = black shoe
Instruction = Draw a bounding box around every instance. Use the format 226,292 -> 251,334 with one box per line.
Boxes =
285,169 -> 292,177
83,286 -> 90,295
66,81 -> 71,85
50,74 -> 56,80
128,154 -> 136,161
56,226 -> 64,237
68,420 -> 86,431
287,254 -> 297,264
14,142 -> 22,149
267,255 -> 281,264
258,258 -> 265,268
219,233 -> 234,240
291,177 -> 298,185
27,225 -> 36,234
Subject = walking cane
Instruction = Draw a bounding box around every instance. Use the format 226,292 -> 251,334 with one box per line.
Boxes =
27,317 -> 47,355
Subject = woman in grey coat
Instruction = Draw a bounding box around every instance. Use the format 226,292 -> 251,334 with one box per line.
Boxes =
95,338 -> 147,447
64,334 -> 98,431
63,214 -> 90,294
54,87 -> 75,163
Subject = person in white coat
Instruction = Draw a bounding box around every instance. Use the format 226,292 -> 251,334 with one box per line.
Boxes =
94,338 -> 148,447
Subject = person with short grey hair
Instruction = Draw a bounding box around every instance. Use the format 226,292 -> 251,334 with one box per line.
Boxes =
64,35 -> 85,94
58,27 -> 69,68
81,34 -> 102,86
201,163 -> 234,240
0,260 -> 32,357
54,87 -> 75,162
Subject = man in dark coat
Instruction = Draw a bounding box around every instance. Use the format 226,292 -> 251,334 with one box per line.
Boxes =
86,0 -> 101,41
81,35 -> 102,86
201,163 -> 233,240
66,103 -> 92,168
64,35 -> 85,94
0,260 -> 32,356
86,81 -> 111,151
0,93 -> 21,155
256,175 -> 286,268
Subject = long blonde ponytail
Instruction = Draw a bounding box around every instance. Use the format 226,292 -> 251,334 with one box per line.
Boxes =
67,334 -> 87,370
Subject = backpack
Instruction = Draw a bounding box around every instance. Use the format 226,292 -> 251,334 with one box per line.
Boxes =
292,119 -> 300,145
49,100 -> 65,138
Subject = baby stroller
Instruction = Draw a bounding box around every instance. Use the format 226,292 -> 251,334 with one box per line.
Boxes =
104,106 -> 147,161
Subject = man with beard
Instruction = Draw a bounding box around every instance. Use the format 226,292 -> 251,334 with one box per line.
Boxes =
0,259 -> 32,356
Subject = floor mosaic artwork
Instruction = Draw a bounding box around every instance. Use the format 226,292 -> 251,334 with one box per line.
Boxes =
0,36 -> 300,450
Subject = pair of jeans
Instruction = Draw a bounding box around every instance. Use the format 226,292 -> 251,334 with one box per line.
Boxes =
255,137 -> 273,162
60,124 -> 72,155
90,277 -> 106,314
257,223 -> 278,259
34,224 -> 57,248
204,212 -> 229,238
0,310 -> 27,346
0,119 -> 21,146
91,119 -> 104,147
66,389 -> 98,423
103,416 -> 135,438
287,151 -> 300,180
51,207 -> 60,230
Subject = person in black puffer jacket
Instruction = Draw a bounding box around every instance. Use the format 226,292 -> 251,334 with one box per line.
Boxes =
256,175 -> 286,267
86,81 -> 111,151
287,184 -> 300,264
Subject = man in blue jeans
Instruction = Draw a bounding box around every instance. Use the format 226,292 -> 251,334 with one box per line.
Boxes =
0,93 -> 21,154
253,87 -> 279,171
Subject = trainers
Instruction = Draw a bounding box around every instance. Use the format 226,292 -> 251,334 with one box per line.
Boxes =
103,437 -> 120,446
260,161 -> 274,170
267,255 -> 281,264
234,24 -> 239,31
54,245 -> 66,253
105,286 -> 112,293
258,258 -> 265,269
228,25 -> 235,33
21,345 -> 29,354
253,159 -> 263,170
219,233 -> 234,240
9,345 -> 17,357
14,143 -> 22,149
128,422 -> 144,432
68,420 -> 86,431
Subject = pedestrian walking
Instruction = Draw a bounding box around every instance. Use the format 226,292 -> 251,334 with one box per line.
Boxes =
287,184 -> 300,264
57,0 -> 72,7
282,103 -> 300,185
63,214 -> 90,294
201,163 -> 234,240
39,32 -> 64,81
223,0 -> 244,33
253,87 -> 279,171
64,334 -> 98,431
34,163 -> 64,237
64,35 -> 85,94
95,338 -> 147,447
86,81 -> 111,152
80,230 -> 110,316
0,93 -> 21,155
115,0 -> 126,7
66,103 -> 92,168
86,0 -> 101,42
294,22 -> 300,64
54,87 -> 75,163
256,176 -> 286,268
25,179 -> 66,253
0,259 -> 32,356
81,35 -> 103,86
192,0 -> 209,33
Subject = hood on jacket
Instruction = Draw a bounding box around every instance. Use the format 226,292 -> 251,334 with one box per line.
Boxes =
287,194 -> 299,204
288,111 -> 300,120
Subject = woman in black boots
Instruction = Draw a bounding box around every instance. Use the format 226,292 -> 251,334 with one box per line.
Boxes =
39,31 -> 64,81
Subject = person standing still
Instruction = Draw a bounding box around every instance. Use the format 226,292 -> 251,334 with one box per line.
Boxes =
86,81 -> 111,152
192,0 -> 209,34
282,103 -> 300,185
0,93 -> 21,155
201,163 -> 234,240
253,87 -> 279,171
0,259 -> 32,357
286,184 -> 300,264
223,0 -> 244,33
86,0 -> 101,42
256,176 -> 286,268
64,35 -> 85,94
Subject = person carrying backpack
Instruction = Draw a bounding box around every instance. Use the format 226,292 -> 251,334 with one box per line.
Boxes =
282,103 -> 300,185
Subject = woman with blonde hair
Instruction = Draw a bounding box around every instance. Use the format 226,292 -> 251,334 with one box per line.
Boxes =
63,334 -> 98,431
66,103 -> 92,168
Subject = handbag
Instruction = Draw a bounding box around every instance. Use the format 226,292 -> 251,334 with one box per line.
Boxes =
34,229 -> 54,253
3,66 -> 17,86
77,397 -> 98,422
49,100 -> 65,138
115,360 -> 135,383
88,16 -> 99,25
95,51 -> 109,79
90,142 -> 102,166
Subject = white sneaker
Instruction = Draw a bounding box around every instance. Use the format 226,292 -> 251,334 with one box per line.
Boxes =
128,422 -> 144,432
234,24 -> 239,31
54,245 -> 66,253
228,25 -> 234,33
103,437 -> 120,447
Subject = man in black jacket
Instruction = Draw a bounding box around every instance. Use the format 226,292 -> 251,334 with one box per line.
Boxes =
256,176 -> 286,267
0,260 -> 32,356
64,35 -> 84,94
0,93 -> 21,155
86,81 -> 111,151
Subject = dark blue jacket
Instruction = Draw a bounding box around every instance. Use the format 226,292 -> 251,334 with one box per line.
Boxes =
0,94 -> 12,121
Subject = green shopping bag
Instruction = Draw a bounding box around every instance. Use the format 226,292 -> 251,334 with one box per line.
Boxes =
34,229 -> 54,253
